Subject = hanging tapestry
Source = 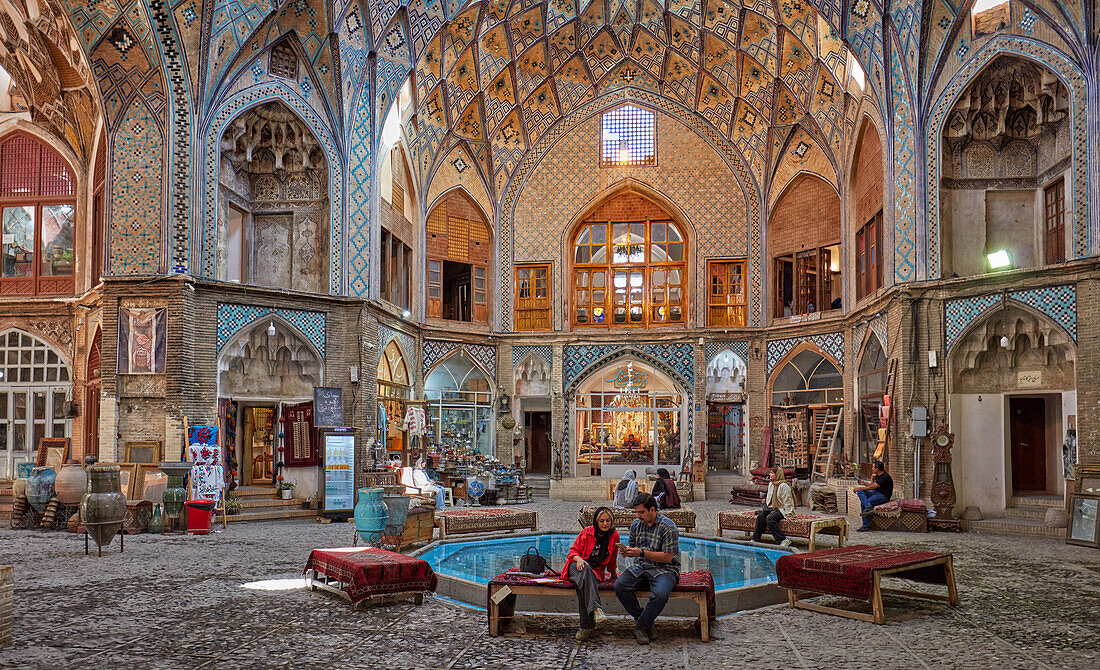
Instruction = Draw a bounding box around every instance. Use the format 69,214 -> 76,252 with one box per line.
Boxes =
188,425 -> 223,501
402,406 -> 426,436
770,405 -> 810,469
118,307 -> 167,374
283,401 -> 318,467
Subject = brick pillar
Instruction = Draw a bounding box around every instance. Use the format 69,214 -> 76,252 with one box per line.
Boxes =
1076,279 -> 1100,465
551,343 -> 566,478
746,338 -> 767,468
496,342 -> 514,462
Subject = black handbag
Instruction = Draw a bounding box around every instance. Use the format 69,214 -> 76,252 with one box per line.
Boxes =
519,546 -> 548,574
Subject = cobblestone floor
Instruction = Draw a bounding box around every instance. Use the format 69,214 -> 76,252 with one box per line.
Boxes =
1,498 -> 1098,669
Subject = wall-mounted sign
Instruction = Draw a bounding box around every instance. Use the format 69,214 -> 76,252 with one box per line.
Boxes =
604,362 -> 649,390
314,387 -> 343,427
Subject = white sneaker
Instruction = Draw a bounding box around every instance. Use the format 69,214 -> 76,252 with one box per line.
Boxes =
779,539 -> 792,548
593,608 -> 607,624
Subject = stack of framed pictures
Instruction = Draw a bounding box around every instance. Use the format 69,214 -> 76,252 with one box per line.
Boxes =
1068,464 -> 1100,548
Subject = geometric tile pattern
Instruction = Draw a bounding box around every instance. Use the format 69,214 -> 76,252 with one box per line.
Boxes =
512,345 -> 552,368
945,285 -> 1078,352
766,331 -> 845,374
562,343 -> 695,394
216,303 -> 327,357
924,37 -> 1091,277
379,324 -> 418,369
890,48 -> 917,282
704,341 -> 750,366
423,340 -> 498,378
108,100 -> 165,274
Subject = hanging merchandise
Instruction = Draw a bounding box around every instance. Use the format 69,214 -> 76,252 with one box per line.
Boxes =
188,425 -> 224,501
402,405 -> 427,436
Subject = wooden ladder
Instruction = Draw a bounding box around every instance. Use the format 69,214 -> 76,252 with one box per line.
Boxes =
811,409 -> 843,482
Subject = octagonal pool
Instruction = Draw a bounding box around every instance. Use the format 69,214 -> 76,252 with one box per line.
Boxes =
415,533 -> 790,615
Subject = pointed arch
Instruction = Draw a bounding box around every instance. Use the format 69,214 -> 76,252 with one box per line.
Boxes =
767,341 -> 843,407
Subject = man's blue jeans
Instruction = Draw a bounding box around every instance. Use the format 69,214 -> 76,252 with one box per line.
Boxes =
614,565 -> 679,630
856,490 -> 889,528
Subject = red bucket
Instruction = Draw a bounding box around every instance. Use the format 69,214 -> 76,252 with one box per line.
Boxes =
184,499 -> 216,535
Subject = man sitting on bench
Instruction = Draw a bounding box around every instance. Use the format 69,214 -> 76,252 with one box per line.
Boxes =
854,461 -> 894,532
615,493 -> 680,645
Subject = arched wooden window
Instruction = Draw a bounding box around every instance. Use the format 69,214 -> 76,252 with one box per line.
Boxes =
377,339 -> 410,457
0,133 -> 76,296
771,348 -> 842,406
857,336 -> 887,463
571,193 -> 686,327
425,191 -> 491,323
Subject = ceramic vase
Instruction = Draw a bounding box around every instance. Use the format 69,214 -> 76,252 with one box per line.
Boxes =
354,487 -> 387,541
162,475 -> 187,517
26,467 -> 57,513
149,504 -> 163,534
80,465 -> 126,549
54,464 -> 88,504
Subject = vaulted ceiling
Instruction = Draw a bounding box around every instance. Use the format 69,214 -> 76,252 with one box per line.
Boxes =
388,0 -> 853,200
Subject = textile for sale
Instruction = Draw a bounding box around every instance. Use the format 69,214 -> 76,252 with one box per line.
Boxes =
188,425 -> 223,501
402,406 -> 427,436
304,547 -> 437,603
776,545 -> 951,601
488,568 -> 716,620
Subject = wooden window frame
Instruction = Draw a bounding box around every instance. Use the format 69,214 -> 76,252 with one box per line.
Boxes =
570,218 -> 686,328
1044,178 -> 1065,265
706,259 -> 746,328
773,244 -> 840,318
856,210 -> 883,301
515,263 -> 551,331
0,133 -> 77,297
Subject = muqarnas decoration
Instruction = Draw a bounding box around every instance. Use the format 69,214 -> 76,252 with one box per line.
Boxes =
118,307 -> 167,374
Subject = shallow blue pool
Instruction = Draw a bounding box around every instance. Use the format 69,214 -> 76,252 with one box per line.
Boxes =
418,533 -> 787,591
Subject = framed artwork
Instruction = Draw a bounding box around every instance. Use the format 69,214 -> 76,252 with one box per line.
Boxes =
1074,464 -> 1100,495
137,466 -> 168,503
118,307 -> 167,374
124,441 -> 162,464
117,464 -> 137,499
1066,493 -> 1100,548
36,437 -> 70,468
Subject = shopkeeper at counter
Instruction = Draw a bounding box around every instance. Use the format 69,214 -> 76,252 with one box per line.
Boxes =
622,433 -> 642,450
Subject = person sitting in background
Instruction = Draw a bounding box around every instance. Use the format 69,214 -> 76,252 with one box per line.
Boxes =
622,432 -> 642,451
565,507 -> 619,641
422,456 -> 443,484
413,461 -> 446,509
752,466 -> 794,547
650,468 -> 681,509
854,460 -> 894,532
613,469 -> 639,508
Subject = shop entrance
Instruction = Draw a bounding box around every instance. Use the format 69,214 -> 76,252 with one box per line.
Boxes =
238,403 -> 276,485
525,411 -> 551,474
1009,396 -> 1048,494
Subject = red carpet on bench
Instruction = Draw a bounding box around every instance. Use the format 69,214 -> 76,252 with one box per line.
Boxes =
489,568 -> 715,619
775,545 -> 950,601
304,547 -> 437,603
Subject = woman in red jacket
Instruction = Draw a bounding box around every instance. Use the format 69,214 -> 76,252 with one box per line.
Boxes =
566,506 -> 619,641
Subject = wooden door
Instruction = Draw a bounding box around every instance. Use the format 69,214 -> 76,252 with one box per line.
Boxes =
83,384 -> 100,459
527,412 -> 551,474
1010,397 -> 1047,492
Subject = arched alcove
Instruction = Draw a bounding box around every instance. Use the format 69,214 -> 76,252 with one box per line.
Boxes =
424,351 -> 494,457
706,350 -> 747,399
217,318 -> 323,400
218,101 -> 329,292
0,328 -> 72,478
514,354 -> 550,398
769,174 -> 841,318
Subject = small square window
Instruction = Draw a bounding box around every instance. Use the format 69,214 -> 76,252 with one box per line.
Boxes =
269,41 -> 298,80
601,105 -> 656,167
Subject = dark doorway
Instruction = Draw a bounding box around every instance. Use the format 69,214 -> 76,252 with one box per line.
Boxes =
442,260 -> 471,321
525,411 -> 551,474
1009,396 -> 1047,493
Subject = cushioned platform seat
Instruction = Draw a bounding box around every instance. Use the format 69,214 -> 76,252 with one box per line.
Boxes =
434,508 -> 537,538
717,510 -> 848,552
578,506 -> 696,532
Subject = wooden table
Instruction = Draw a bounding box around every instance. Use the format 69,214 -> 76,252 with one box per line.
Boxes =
776,545 -> 958,624
304,547 -> 436,607
717,510 -> 848,552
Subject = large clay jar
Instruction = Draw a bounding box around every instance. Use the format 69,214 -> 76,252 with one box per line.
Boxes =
80,465 -> 126,549
353,487 -> 387,542
54,464 -> 88,504
26,467 -> 57,513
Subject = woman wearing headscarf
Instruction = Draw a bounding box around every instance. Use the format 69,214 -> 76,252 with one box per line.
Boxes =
613,469 -> 639,508
565,506 -> 619,641
650,468 -> 682,509
752,466 -> 795,547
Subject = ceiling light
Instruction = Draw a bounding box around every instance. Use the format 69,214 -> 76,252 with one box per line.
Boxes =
401,309 -> 411,318
1000,335 -> 1010,348
986,249 -> 1012,270
267,321 -> 276,336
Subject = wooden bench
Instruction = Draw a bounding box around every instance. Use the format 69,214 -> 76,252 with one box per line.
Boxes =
487,569 -> 715,641
578,506 -> 697,532
717,510 -> 848,552
776,545 -> 958,624
434,508 -> 538,538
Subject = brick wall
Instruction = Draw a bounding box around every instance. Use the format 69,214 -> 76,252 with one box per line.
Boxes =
583,192 -> 673,223
851,120 -> 884,228
769,174 -> 841,258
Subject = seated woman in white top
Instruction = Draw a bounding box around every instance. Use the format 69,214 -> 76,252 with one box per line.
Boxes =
412,465 -> 446,509
751,466 -> 795,547
612,469 -> 639,508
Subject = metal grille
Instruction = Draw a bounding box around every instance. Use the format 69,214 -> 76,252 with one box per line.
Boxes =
0,135 -> 40,197
269,41 -> 298,80
601,105 -> 656,167
39,147 -> 74,196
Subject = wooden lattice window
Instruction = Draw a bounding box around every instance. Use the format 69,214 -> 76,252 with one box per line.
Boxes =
707,259 -> 746,327
269,41 -> 298,80
600,105 -> 656,166
571,216 -> 685,328
0,133 -> 76,296
515,264 -> 550,331
390,146 -> 405,218
1044,179 -> 1065,264
425,191 -> 491,323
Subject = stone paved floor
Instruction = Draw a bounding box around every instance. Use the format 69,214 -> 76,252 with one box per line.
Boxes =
1,498 -> 1098,669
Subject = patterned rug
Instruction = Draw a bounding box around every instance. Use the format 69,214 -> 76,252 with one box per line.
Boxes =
577,506 -> 697,531
436,508 -> 538,535
776,545 -> 950,601
303,547 -> 437,604
489,568 -> 716,620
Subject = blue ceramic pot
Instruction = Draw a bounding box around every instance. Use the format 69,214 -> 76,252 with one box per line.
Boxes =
354,487 -> 388,541
26,467 -> 57,513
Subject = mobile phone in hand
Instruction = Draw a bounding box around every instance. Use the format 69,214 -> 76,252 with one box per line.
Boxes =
615,542 -> 629,552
